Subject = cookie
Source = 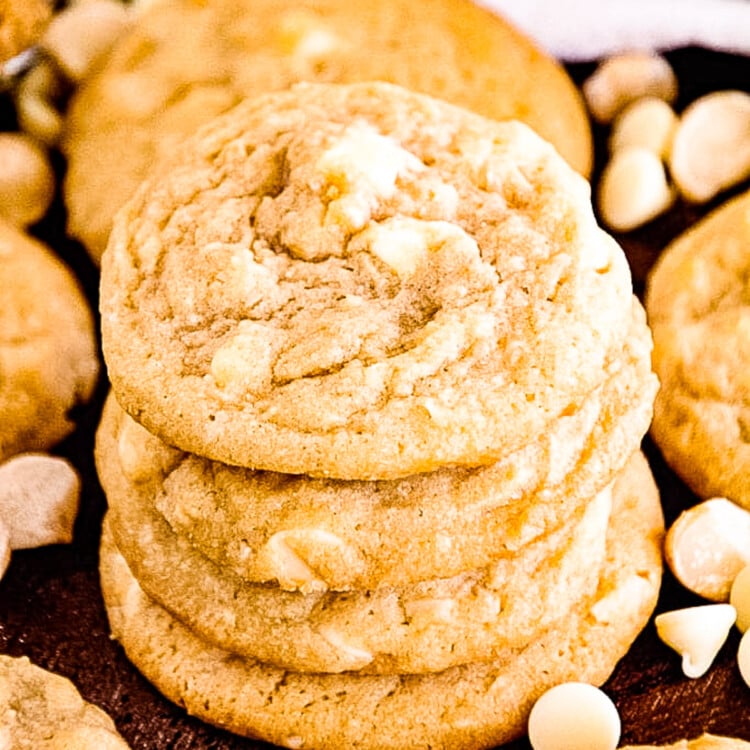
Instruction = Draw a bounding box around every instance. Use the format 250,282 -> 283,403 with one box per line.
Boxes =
0,218 -> 99,461
645,188 -> 750,510
99,450 -> 664,750
101,420 -> 614,675
102,296 -> 655,591
0,654 -> 130,749
101,81 -> 631,480
62,0 -> 592,262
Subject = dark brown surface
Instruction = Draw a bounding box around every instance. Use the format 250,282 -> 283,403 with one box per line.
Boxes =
1,45 -> 750,749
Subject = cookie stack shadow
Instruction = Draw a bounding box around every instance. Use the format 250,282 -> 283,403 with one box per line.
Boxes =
94,82 -> 664,750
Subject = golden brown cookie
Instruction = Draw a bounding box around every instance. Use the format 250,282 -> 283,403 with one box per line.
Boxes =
100,417 -> 614,674
645,188 -> 750,510
0,218 -> 99,461
62,0 -> 592,262
99,450 -> 664,750
0,654 -> 130,749
101,295 -> 655,591
101,81 -> 631,480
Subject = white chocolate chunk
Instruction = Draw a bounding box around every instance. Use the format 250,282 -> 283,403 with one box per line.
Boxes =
730,565 -> 750,633
210,321 -> 276,394
0,454 -> 80,550
655,604 -> 736,678
316,626 -> 373,669
276,10 -> 342,58
609,97 -> 678,158
597,146 -> 675,232
256,531 -> 337,593
665,497 -> 750,601
528,682 -> 620,750
669,90 -> 750,204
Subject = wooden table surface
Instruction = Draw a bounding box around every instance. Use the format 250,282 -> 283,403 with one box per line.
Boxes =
1,45 -> 749,749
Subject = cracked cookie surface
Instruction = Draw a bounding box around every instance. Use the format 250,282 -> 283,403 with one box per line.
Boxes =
101,81 -> 631,480
646,188 -> 750,510
62,0 -> 592,262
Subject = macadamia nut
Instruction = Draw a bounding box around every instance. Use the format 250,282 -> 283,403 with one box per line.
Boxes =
664,497 -> 750,602
669,90 -> 750,204
597,146 -> 674,232
609,97 -> 678,158
583,51 -> 677,124
528,682 -> 620,750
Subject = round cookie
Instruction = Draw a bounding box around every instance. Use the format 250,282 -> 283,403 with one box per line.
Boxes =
62,0 -> 592,262
0,654 -> 130,749
101,444 -> 613,675
645,188 -> 750,510
0,218 -> 99,461
103,297 -> 656,591
101,81 -> 632,480
98,450 -> 664,750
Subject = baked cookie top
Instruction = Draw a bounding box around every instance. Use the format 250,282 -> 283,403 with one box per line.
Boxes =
0,219 -> 99,461
0,0 -> 51,65
101,297 -> 655,590
0,654 -> 130,749
645,188 -> 750,509
62,0 -> 591,261
101,81 -> 632,480
98,450 -> 663,750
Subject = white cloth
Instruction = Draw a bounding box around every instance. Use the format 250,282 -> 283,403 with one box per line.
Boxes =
476,0 -> 750,61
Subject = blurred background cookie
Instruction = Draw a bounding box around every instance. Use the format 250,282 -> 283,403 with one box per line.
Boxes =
61,0 -> 592,263
0,218 -> 99,461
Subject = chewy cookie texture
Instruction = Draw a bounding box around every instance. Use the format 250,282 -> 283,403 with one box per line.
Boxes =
646,188 -> 750,511
101,81 -> 631,480
62,0 -> 592,263
96,80 -> 662,748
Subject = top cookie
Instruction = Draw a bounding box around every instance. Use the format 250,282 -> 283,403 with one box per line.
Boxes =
101,81 -> 631,479
62,0 -> 592,262
0,218 -> 99,461
645,188 -> 750,510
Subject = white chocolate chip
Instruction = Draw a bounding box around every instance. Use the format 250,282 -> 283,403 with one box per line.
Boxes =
0,454 -> 80,550
730,565 -> 750,633
739,628 -> 750,689
41,0 -> 132,82
664,497 -> 750,601
0,133 -> 55,228
655,603 -> 736,679
316,626 -> 374,669
583,51 -> 677,124
609,97 -> 678,158
669,90 -> 750,204
528,682 -> 620,750
597,146 -> 675,232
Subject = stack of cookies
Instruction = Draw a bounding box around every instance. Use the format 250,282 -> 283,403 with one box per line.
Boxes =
95,82 -> 664,749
